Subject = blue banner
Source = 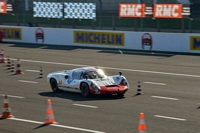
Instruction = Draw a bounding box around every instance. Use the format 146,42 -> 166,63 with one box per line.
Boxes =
64,3 -> 96,20
33,2 -> 63,18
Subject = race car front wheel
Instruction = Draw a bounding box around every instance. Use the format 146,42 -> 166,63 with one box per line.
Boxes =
81,83 -> 90,97
50,78 -> 59,92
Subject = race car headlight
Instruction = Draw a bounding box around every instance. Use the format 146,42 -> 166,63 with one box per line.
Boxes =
91,83 -> 100,92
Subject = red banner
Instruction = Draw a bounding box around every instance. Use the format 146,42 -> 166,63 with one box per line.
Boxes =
119,4 -> 145,18
0,2 -> 7,14
153,4 -> 182,18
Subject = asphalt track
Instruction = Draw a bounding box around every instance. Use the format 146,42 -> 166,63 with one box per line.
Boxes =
0,43 -> 200,133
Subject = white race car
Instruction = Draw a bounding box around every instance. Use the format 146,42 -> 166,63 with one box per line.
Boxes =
47,67 -> 130,97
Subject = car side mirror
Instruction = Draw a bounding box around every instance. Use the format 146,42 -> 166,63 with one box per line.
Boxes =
119,71 -> 122,76
65,75 -> 69,79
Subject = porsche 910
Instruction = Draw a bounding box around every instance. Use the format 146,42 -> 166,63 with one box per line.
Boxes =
47,67 -> 130,97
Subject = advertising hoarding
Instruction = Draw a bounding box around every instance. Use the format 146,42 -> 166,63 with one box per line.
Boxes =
0,27 -> 22,40
119,4 -> 146,18
64,3 -> 96,20
33,2 -> 63,18
74,31 -> 124,46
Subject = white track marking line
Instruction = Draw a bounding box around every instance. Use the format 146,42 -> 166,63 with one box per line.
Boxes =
18,80 -> 38,84
26,70 -> 40,72
10,58 -> 200,78
154,115 -> 186,121
9,117 -> 106,133
144,82 -> 166,85
52,124 -> 105,133
151,96 -> 179,100
73,104 -> 98,108
10,118 -> 43,124
0,94 -> 25,98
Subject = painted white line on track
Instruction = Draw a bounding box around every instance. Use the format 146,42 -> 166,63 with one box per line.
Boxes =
0,94 -> 25,98
18,80 -> 38,84
73,104 -> 98,108
144,82 -> 166,85
10,58 -> 200,78
26,70 -> 40,72
9,117 -> 106,133
154,115 -> 186,121
151,96 -> 179,100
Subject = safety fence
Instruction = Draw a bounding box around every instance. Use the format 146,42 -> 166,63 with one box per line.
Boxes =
1,1 -> 200,33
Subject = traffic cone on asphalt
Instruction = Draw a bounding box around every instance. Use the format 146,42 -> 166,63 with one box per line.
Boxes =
0,95 -> 14,118
136,81 -> 142,95
138,113 -> 146,133
7,56 -> 11,69
10,61 -> 14,72
44,99 -> 57,124
0,49 -> 6,63
14,58 -> 24,74
39,66 -> 43,78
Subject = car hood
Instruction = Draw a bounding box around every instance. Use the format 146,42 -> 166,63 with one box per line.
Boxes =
90,76 -> 118,86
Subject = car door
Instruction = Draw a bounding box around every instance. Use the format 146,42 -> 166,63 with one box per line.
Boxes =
59,74 -> 71,90
70,70 -> 85,92
63,70 -> 81,92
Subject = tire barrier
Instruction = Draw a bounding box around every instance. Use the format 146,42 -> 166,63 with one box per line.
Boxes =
136,81 -> 142,95
10,61 -> 15,72
7,56 -> 11,69
39,66 -> 43,78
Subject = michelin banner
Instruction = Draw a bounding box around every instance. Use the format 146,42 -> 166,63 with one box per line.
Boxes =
190,36 -> 200,50
0,27 -> 22,40
74,31 -> 124,46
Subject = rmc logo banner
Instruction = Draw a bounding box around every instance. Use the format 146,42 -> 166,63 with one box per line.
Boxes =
118,3 -> 190,18
0,2 -> 7,14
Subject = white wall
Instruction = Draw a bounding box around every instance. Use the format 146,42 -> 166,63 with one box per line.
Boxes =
1,25 -> 200,54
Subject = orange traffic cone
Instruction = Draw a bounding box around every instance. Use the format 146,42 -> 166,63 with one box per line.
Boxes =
0,95 -> 14,118
14,58 -> 24,74
138,113 -> 146,133
0,49 -> 6,63
44,99 -> 57,124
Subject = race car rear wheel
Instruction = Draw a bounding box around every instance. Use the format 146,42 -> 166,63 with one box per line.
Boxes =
50,78 -> 59,92
81,83 -> 91,97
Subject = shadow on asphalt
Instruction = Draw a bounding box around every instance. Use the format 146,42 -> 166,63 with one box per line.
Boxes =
6,43 -> 92,51
33,124 -> 49,130
97,49 -> 175,57
3,42 -> 199,57
38,91 -> 125,101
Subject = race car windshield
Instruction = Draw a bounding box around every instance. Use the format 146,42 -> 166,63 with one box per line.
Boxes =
87,70 -> 105,79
